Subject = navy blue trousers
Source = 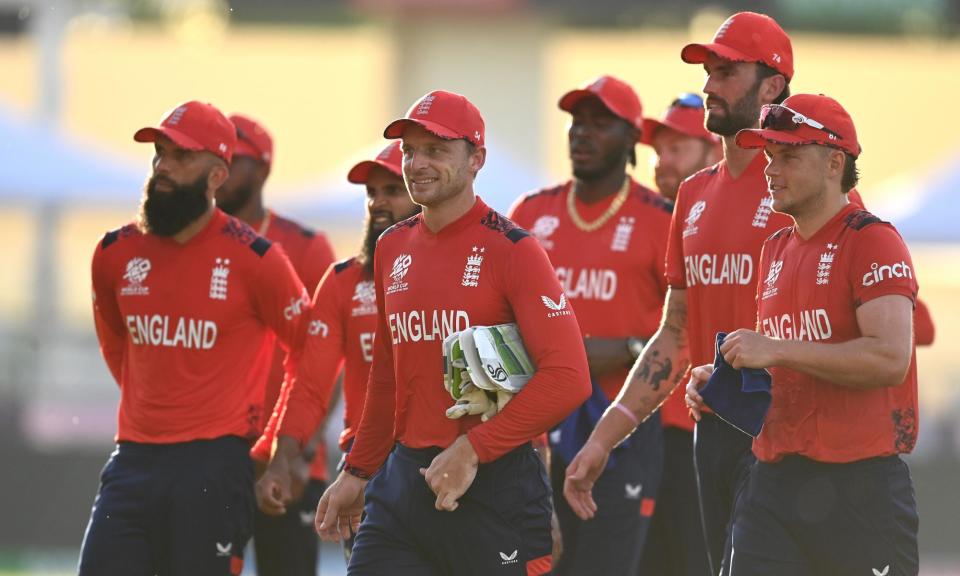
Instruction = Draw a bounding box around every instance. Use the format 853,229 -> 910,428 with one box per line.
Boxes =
78,436 -> 254,576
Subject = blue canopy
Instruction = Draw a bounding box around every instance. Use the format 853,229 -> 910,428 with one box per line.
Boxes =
0,105 -> 144,203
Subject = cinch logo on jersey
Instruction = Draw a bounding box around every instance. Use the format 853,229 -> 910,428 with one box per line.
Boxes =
542,293 -> 572,318
760,309 -> 833,342
387,254 -> 412,295
125,315 -> 218,350
308,319 -> 329,337
683,200 -> 707,238
121,257 -> 151,296
611,216 -> 634,252
556,267 -> 617,301
530,215 -> 559,250
351,280 -> 377,316
862,261 -> 913,287
684,253 -> 754,287
388,309 -> 470,345
283,290 -> 310,320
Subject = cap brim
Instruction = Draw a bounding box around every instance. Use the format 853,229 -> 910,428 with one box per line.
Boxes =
347,159 -> 403,184
641,116 -> 716,146
133,126 -> 205,151
233,139 -> 263,161
383,118 -> 460,141
681,42 -> 758,66
557,89 -> 600,113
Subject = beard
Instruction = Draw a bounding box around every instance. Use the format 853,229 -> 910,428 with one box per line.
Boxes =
215,181 -> 256,216
706,87 -> 762,137
137,172 -> 210,237
358,206 -> 421,275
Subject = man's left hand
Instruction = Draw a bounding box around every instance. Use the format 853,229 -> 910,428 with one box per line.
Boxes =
420,435 -> 479,512
720,329 -> 780,369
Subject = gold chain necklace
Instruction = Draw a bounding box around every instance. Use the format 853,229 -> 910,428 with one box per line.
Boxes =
567,177 -> 630,232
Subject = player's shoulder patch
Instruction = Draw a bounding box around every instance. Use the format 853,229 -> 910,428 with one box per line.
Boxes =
380,213 -> 421,240
220,215 -> 273,257
480,210 -> 528,243
766,225 -> 794,242
100,223 -> 140,250
518,183 -> 565,204
844,209 -> 885,232
334,256 -> 358,274
630,181 -> 673,215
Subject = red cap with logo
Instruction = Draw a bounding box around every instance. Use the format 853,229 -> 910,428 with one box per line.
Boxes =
640,93 -> 718,146
681,12 -> 794,81
133,100 -> 237,164
347,141 -> 404,184
229,114 -> 273,167
735,93 -> 861,157
558,75 -> 644,133
384,90 -> 484,147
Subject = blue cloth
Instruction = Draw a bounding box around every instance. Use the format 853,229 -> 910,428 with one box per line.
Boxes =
699,332 -> 772,438
550,381 -> 630,470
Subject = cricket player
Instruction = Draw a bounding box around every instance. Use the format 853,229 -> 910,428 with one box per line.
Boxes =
685,93 -> 920,575
563,13 -> 803,574
254,141 -> 420,562
79,100 -> 310,575
642,92 -> 720,203
215,113 -> 336,576
636,92 -> 719,576
313,90 -> 591,576
508,75 -> 672,575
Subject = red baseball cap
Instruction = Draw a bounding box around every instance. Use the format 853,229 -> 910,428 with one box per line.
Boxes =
681,12 -> 793,81
640,93 -> 718,146
735,93 -> 861,157
384,90 -> 484,147
558,75 -> 644,133
134,101 -> 236,163
229,114 -> 273,167
347,141 -> 404,184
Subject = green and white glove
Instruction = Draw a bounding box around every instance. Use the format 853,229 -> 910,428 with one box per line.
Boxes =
443,323 -> 535,420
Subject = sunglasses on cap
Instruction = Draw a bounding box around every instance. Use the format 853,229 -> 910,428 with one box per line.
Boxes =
671,93 -> 704,109
759,104 -> 843,141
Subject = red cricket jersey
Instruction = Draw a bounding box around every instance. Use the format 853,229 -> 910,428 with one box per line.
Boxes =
665,154 -> 793,430
508,178 -> 671,401
254,258 -> 378,470
754,204 -> 919,463
343,198 -> 591,477
91,209 -> 310,444
256,210 -> 335,480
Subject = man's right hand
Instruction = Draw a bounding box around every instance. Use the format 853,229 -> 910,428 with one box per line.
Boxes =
685,364 -> 713,421
256,454 -> 294,516
316,470 -> 367,542
563,440 -> 610,520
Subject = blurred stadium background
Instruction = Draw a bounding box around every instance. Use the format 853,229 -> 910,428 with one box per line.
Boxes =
1,0 -> 958,574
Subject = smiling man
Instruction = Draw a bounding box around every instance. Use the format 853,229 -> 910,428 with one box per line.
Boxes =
80,101 -> 309,575
312,90 -> 590,576
509,75 -> 672,576
684,93 -> 920,575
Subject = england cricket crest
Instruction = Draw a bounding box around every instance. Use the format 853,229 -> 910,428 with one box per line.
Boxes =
817,243 -> 838,286
611,216 -> 635,252
209,258 -> 230,300
462,246 -> 485,288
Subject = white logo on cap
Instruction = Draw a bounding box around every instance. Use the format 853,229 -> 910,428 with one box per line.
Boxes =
772,53 -> 782,63
474,131 -> 481,142
416,95 -> 436,116
218,143 -> 227,153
